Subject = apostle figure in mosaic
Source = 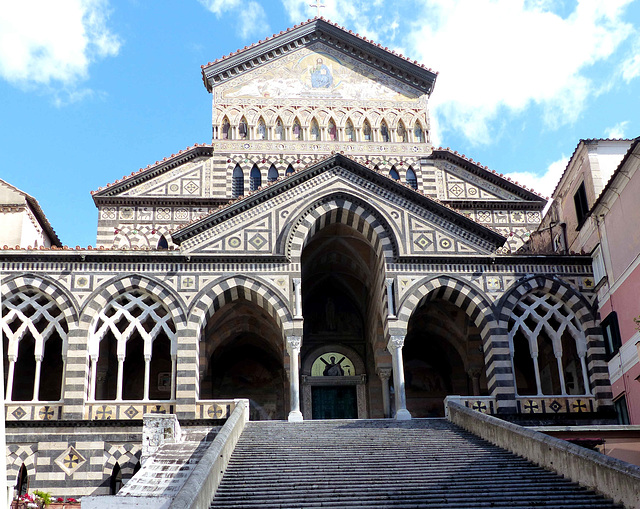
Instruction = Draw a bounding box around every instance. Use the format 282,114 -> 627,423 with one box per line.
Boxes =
311,121 -> 320,141
381,123 -> 389,142
238,118 -> 248,139
328,119 -> 337,141
275,119 -> 284,140
414,123 -> 423,142
221,118 -> 230,139
345,121 -> 354,141
293,120 -> 301,140
363,122 -> 371,141
397,122 -> 407,142
258,119 -> 267,140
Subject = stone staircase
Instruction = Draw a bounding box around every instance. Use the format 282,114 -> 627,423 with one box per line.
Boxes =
209,419 -> 623,509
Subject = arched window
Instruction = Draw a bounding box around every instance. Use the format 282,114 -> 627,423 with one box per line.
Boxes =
345,119 -> 355,142
413,121 -> 423,142
90,290 -> 177,401
232,164 -> 244,197
380,120 -> 390,142
285,164 -> 295,176
250,165 -> 262,191
509,290 -> 590,397
267,164 -> 279,183
406,167 -> 417,190
157,235 -> 169,250
363,119 -> 372,141
2,290 -> 67,402
292,118 -> 302,140
310,118 -> 320,141
389,167 -> 400,181
257,117 -> 267,140
110,463 -> 122,495
16,464 -> 28,498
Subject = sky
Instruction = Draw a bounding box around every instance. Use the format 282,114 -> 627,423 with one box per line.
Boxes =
1,0 -> 639,247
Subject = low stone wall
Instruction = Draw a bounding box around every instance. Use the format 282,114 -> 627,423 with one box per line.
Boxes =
168,398 -> 249,509
445,398 -> 640,509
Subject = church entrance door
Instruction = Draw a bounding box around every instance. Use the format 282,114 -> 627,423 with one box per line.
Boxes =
311,386 -> 357,419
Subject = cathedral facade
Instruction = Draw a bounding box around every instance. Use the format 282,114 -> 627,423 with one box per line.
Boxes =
2,19 -> 613,498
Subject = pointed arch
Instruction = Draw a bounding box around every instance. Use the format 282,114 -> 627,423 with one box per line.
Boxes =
363,119 -> 372,141
232,164 -> 244,197
156,235 -> 169,250
285,164 -> 295,176
292,117 -> 302,140
327,117 -> 337,140
406,167 -> 417,190
389,166 -> 400,181
256,116 -> 267,140
238,116 -> 248,139
250,164 -> 262,191
267,164 -> 279,183
345,118 -> 355,142
220,115 -> 231,140
397,119 -> 408,142
274,116 -> 284,140
380,119 -> 390,142
310,117 -> 320,141
413,120 -> 424,143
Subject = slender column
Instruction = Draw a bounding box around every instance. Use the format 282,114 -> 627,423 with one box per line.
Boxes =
116,354 -> 125,401
579,355 -> 591,395
293,278 -> 302,318
377,367 -> 392,418
388,336 -> 411,420
171,354 -> 177,400
386,278 -> 395,318
5,356 -> 16,401
89,357 -> 98,401
532,355 -> 543,396
143,354 -> 151,401
286,336 -> 303,422
468,369 -> 481,396
32,355 -> 43,401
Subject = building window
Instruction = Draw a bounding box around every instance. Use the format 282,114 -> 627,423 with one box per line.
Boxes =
232,165 -> 244,197
250,165 -> 262,191
592,244 -> 606,284
601,312 -> 622,359
614,395 -> 630,425
573,182 -> 589,226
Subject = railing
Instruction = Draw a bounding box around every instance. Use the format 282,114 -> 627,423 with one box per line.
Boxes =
515,395 -> 597,415
443,395 -> 498,415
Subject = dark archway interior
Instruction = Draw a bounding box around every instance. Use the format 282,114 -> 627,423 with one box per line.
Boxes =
201,298 -> 286,420
12,334 -> 36,401
39,335 -> 64,401
404,299 -> 487,417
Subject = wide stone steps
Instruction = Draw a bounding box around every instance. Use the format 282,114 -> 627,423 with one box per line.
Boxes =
209,419 -> 623,509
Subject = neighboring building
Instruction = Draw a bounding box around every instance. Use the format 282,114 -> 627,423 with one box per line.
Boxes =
2,19 -> 616,499
529,138 -> 640,424
0,179 -> 61,249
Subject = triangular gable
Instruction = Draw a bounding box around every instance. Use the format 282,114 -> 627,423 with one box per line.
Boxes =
201,19 -> 437,97
92,145 -> 213,201
173,155 -> 506,258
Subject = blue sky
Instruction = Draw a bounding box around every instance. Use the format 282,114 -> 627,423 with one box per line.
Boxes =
1,0 -> 639,247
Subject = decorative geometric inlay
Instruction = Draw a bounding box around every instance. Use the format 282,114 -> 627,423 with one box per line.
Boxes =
55,446 -> 86,476
449,184 -> 464,197
39,406 -> 55,420
486,277 -> 501,291
208,404 -> 228,419
248,233 -> 267,250
169,184 -> 179,192
472,401 -> 487,413
527,211 -> 541,222
548,400 -> 563,413
413,233 -> 433,251
124,406 -> 139,419
439,238 -> 452,249
523,400 -> 539,413
228,237 -> 241,248
148,405 -> 168,414
11,407 -> 26,420
572,399 -> 588,413
184,181 -> 199,194
477,211 -> 491,222
175,208 -> 189,220
95,405 -> 114,420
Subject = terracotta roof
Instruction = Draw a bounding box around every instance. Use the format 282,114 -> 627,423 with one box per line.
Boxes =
92,144 -> 212,198
0,178 -> 62,247
430,148 -> 548,202
201,17 -> 437,95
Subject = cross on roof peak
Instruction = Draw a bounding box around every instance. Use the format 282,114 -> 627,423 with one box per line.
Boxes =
309,1 -> 325,17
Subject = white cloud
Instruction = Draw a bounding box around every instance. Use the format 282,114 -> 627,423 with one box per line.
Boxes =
604,121 -> 630,139
408,0 -> 635,145
0,0 -> 120,88
199,0 -> 269,40
505,155 -> 568,200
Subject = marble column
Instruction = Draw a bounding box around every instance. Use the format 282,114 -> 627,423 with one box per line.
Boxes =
5,355 -> 16,401
386,279 -> 395,318
116,354 -> 125,401
171,354 -> 177,401
286,336 -> 303,422
388,336 -> 411,420
32,354 -> 43,401
293,278 -> 302,318
468,369 -> 481,396
143,354 -> 151,401
377,367 -> 392,418
89,357 -> 98,401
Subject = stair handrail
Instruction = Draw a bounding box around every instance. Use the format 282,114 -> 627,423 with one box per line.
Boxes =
446,398 -> 640,509
168,398 -> 250,509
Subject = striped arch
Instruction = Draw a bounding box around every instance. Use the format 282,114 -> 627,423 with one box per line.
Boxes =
79,274 -> 187,329
188,275 -> 294,336
397,275 -> 494,341
102,443 -> 142,477
6,444 -> 37,484
1,273 -> 78,324
285,192 -> 399,263
498,275 -> 611,408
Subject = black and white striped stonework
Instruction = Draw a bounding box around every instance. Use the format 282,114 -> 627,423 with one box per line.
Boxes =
210,419 -> 622,509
